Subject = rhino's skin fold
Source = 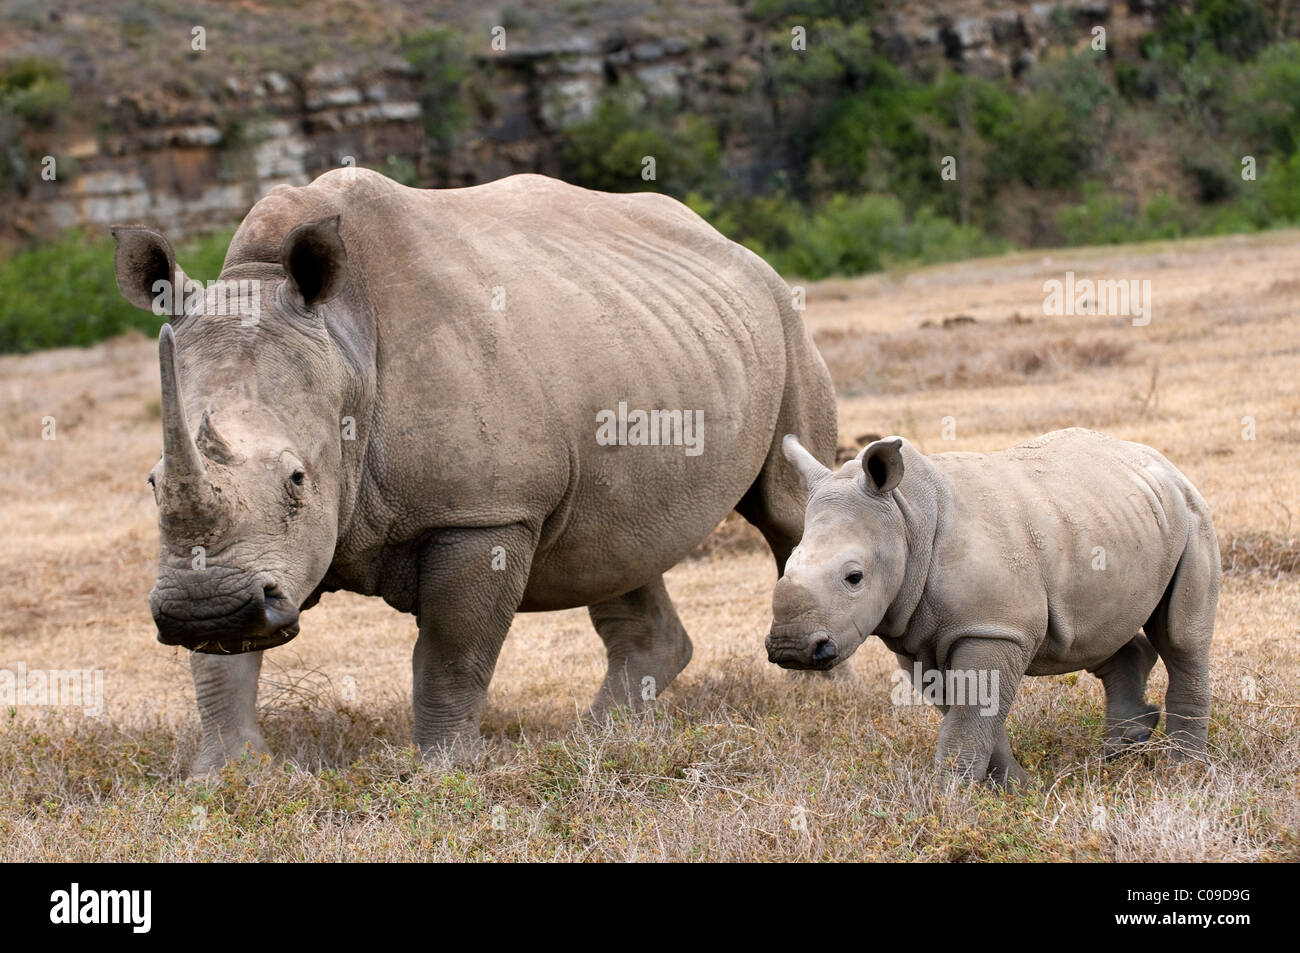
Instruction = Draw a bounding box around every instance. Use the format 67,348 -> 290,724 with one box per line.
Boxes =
113,169 -> 838,777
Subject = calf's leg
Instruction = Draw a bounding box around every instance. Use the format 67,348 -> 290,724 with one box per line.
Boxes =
1088,633 -> 1162,757
934,638 -> 1027,785
1145,538 -> 1218,761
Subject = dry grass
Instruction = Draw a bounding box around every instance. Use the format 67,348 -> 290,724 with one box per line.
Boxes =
2,231 -> 1299,861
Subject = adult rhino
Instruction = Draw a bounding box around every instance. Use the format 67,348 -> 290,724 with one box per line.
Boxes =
113,169 -> 836,775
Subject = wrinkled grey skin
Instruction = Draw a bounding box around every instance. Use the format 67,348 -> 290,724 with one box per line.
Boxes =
113,169 -> 836,776
769,429 -> 1219,785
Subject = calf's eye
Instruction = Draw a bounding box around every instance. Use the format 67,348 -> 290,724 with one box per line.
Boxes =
845,571 -> 864,586
291,469 -> 305,486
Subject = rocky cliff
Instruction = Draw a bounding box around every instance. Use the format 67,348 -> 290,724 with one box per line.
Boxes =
6,0 -> 1151,242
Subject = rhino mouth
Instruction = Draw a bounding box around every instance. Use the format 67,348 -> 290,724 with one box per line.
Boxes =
152,579 -> 302,654
766,627 -> 841,671
189,622 -> 300,654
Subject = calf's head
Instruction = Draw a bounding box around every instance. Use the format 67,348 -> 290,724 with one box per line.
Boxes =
767,435 -> 907,670
113,218 -> 353,654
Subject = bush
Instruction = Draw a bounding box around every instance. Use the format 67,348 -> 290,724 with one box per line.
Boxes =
402,29 -> 469,147
0,57 -> 70,198
561,90 -> 722,199
0,229 -> 233,353
765,194 -> 1004,279
1249,151 -> 1300,225
983,54 -> 1115,190
0,57 -> 70,126
1229,42 -> 1300,158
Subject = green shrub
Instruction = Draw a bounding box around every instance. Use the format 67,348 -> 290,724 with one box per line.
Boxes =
764,193 -> 1004,279
1145,0 -> 1272,64
984,54 -> 1115,190
402,29 -> 469,147
0,229 -> 233,353
0,57 -> 70,126
1249,151 -> 1300,225
0,57 -> 70,198
1229,42 -> 1300,158
561,90 -> 722,199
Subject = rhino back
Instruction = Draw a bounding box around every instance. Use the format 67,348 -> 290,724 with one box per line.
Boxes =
925,428 -> 1208,672
228,170 -> 793,608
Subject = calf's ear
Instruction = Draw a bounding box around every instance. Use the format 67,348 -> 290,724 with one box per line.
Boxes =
860,437 -> 904,494
112,225 -> 188,316
281,215 -> 347,309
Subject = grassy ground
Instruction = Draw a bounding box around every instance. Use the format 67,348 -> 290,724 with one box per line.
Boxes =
0,231 -> 1297,860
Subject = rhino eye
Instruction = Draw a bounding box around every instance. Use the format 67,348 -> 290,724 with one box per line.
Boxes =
844,570 -> 864,587
290,468 -> 305,487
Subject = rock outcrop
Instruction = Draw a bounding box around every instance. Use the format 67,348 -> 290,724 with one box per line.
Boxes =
11,0 -> 1139,240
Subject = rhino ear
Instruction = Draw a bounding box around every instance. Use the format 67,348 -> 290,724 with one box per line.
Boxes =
860,437 -> 904,495
281,215 -> 347,309
112,225 -> 187,316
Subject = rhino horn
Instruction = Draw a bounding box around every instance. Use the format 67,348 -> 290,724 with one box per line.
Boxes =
782,434 -> 832,492
157,324 -> 214,512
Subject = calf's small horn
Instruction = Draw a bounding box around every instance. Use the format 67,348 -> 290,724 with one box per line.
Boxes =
782,434 -> 832,491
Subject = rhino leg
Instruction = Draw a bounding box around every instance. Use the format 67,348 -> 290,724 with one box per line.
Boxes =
1089,634 -> 1162,757
934,638 -> 1026,785
189,651 -> 268,780
987,724 -> 1032,787
1144,539 -> 1218,762
412,524 -> 535,762
587,575 -> 692,721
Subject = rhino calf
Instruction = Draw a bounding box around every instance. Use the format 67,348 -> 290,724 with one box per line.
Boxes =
770,428 -> 1220,784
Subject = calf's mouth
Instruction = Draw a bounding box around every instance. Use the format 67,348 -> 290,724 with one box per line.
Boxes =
766,624 -> 841,671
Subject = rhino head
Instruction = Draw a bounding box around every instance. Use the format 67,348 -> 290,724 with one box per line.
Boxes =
766,434 -> 908,670
112,217 -> 355,654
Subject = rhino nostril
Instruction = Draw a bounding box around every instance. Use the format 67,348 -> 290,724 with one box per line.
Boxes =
812,638 -> 837,664
261,584 -> 298,629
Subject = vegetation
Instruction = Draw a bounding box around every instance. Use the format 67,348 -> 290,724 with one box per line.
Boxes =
403,28 -> 471,148
0,229 -> 232,353
5,0 -> 1300,350
0,57 -> 70,200
557,0 -> 1300,277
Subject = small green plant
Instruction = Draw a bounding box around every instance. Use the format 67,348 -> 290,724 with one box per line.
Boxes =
402,29 -> 470,148
378,154 -> 420,187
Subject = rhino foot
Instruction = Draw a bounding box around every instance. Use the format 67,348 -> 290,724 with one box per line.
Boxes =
186,733 -> 271,783
1103,703 -> 1162,759
415,727 -> 485,767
